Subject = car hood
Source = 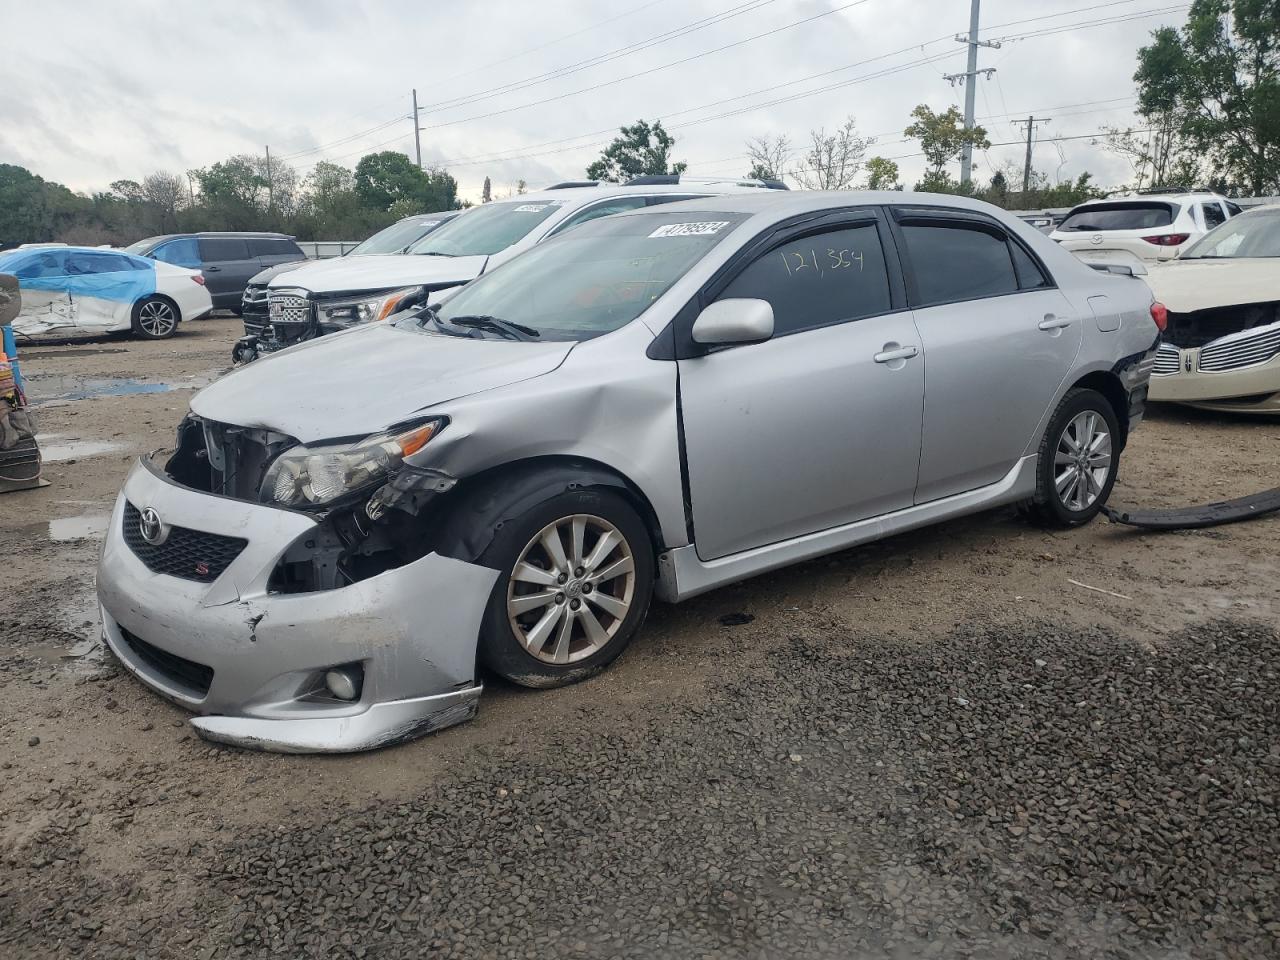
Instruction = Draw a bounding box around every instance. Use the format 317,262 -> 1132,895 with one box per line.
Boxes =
1144,259 -> 1280,312
246,260 -> 306,286
190,323 -> 573,442
265,254 -> 488,295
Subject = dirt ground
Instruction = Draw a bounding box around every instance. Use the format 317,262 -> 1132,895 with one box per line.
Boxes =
1,316 -> 1277,959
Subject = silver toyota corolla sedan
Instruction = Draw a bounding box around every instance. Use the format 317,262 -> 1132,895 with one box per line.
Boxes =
97,192 -> 1163,752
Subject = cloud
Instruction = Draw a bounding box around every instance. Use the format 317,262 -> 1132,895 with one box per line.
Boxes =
0,0 -> 1186,201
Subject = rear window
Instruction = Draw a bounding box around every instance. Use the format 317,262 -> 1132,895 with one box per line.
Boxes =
249,238 -> 302,258
198,237 -> 251,261
1058,202 -> 1176,232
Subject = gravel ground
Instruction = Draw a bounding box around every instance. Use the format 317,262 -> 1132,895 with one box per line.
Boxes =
1,318 -> 1278,958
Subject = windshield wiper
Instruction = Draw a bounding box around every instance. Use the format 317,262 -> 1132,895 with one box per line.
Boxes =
445,314 -> 540,341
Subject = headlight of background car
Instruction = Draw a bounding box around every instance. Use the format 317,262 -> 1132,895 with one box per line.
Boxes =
261,420 -> 442,508
313,286 -> 423,330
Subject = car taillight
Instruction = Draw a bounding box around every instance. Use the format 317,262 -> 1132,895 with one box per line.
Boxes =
1150,301 -> 1168,332
1141,233 -> 1190,246
191,275 -> 206,286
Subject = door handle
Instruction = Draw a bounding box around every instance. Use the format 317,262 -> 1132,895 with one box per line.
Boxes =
1038,315 -> 1072,331
873,345 -> 919,364
205,266 -> 222,272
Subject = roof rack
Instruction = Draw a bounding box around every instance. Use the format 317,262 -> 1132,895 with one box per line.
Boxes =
546,181 -> 601,190
622,175 -> 789,190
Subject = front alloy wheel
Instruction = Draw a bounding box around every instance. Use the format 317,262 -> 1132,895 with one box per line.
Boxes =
506,514 -> 636,665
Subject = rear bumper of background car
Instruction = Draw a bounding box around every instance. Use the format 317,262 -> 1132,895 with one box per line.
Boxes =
97,456 -> 498,753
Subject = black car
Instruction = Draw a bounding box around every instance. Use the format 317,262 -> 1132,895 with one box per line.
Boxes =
238,212 -> 459,342
125,232 -> 306,312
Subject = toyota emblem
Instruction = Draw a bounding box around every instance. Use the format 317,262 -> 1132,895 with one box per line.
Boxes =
138,507 -> 169,546
1090,234 -> 1104,245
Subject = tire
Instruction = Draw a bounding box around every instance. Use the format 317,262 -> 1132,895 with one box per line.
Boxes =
466,485 -> 655,688
131,296 -> 178,339
1024,387 -> 1121,528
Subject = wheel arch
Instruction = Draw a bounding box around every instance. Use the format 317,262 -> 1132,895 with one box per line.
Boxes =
433,455 -> 667,566
134,292 -> 183,323
1066,370 -> 1129,449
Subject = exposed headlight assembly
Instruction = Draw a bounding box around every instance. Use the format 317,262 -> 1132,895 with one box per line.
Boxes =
314,286 -> 423,330
261,420 -> 443,508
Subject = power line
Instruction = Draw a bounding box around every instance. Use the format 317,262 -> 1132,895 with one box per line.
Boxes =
421,0 -> 874,132
417,0 -> 781,116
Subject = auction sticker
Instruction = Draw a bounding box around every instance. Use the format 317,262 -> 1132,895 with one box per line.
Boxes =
648,221 -> 730,238
514,204 -> 549,212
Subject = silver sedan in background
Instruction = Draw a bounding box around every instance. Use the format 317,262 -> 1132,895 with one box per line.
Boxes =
97,192 -> 1163,752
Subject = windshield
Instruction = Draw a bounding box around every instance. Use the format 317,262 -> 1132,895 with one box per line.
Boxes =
348,216 -> 448,256
1058,202 -> 1176,232
1180,209 -> 1280,259
406,200 -> 565,257
397,210 -> 747,341
124,237 -> 163,254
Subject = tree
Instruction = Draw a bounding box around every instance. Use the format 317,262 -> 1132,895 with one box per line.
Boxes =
904,104 -> 991,179
744,134 -> 790,181
1133,1 -> 1280,193
191,155 -> 268,229
792,117 -> 871,190
988,169 -> 1009,203
353,152 -> 458,212
482,176 -> 492,203
586,120 -> 687,182
864,156 -> 900,190
1097,122 -> 1201,191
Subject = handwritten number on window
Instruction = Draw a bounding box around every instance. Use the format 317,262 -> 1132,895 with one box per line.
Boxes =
781,247 -> 863,278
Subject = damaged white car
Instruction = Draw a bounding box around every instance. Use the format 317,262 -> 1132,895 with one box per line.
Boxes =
1146,204 -> 1280,415
97,192 -> 1160,752
0,245 -> 212,339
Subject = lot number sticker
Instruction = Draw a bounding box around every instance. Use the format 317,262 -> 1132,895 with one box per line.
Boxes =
648,221 -> 730,238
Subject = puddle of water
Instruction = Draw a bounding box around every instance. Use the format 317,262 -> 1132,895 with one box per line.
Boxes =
48,513 -> 110,541
35,435 -> 128,462
25,373 -> 213,406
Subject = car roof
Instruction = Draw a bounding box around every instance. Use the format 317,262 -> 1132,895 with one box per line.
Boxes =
1073,192 -> 1224,206
399,211 -> 459,222
139,231 -> 296,243
602,189 -> 1020,219
500,180 -> 785,210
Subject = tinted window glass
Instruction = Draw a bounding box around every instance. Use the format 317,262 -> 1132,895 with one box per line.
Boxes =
152,238 -> 199,268
402,211 -> 747,342
349,217 -> 448,255
1200,203 -> 1226,229
552,197 -> 648,235
408,200 -> 563,257
198,237 -> 250,261
902,223 -> 1018,305
1058,202 -> 1175,232
717,223 -> 892,336
1010,242 -> 1051,289
248,237 -> 302,258
12,251 -> 66,279
1226,202 -> 1243,217
66,252 -> 141,275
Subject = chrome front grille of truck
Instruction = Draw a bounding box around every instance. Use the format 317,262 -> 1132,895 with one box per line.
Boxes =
1198,323 -> 1280,373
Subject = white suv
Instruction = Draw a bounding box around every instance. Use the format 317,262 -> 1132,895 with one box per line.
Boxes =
239,177 -> 787,359
1050,191 -> 1240,270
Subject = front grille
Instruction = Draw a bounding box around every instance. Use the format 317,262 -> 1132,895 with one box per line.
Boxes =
242,284 -> 269,337
119,627 -> 213,697
122,502 -> 248,582
1153,343 -> 1181,375
1199,323 -> 1280,373
268,291 -> 311,325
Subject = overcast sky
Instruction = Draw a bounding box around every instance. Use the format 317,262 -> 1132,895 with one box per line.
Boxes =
0,0 -> 1191,203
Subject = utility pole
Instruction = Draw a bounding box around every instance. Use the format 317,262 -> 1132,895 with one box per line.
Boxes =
412,89 -> 423,169
265,145 -> 274,212
1017,117 -> 1050,194
944,0 -> 1000,186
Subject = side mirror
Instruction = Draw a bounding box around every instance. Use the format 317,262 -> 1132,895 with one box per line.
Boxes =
691,298 -> 774,346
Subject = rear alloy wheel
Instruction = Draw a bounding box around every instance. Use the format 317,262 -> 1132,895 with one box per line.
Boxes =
471,487 -> 654,688
132,297 -> 178,339
1025,387 -> 1120,527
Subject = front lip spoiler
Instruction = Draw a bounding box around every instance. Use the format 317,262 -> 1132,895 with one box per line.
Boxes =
1103,485 -> 1280,530
189,686 -> 484,754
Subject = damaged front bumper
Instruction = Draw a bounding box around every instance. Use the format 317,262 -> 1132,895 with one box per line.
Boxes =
97,456 -> 498,753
